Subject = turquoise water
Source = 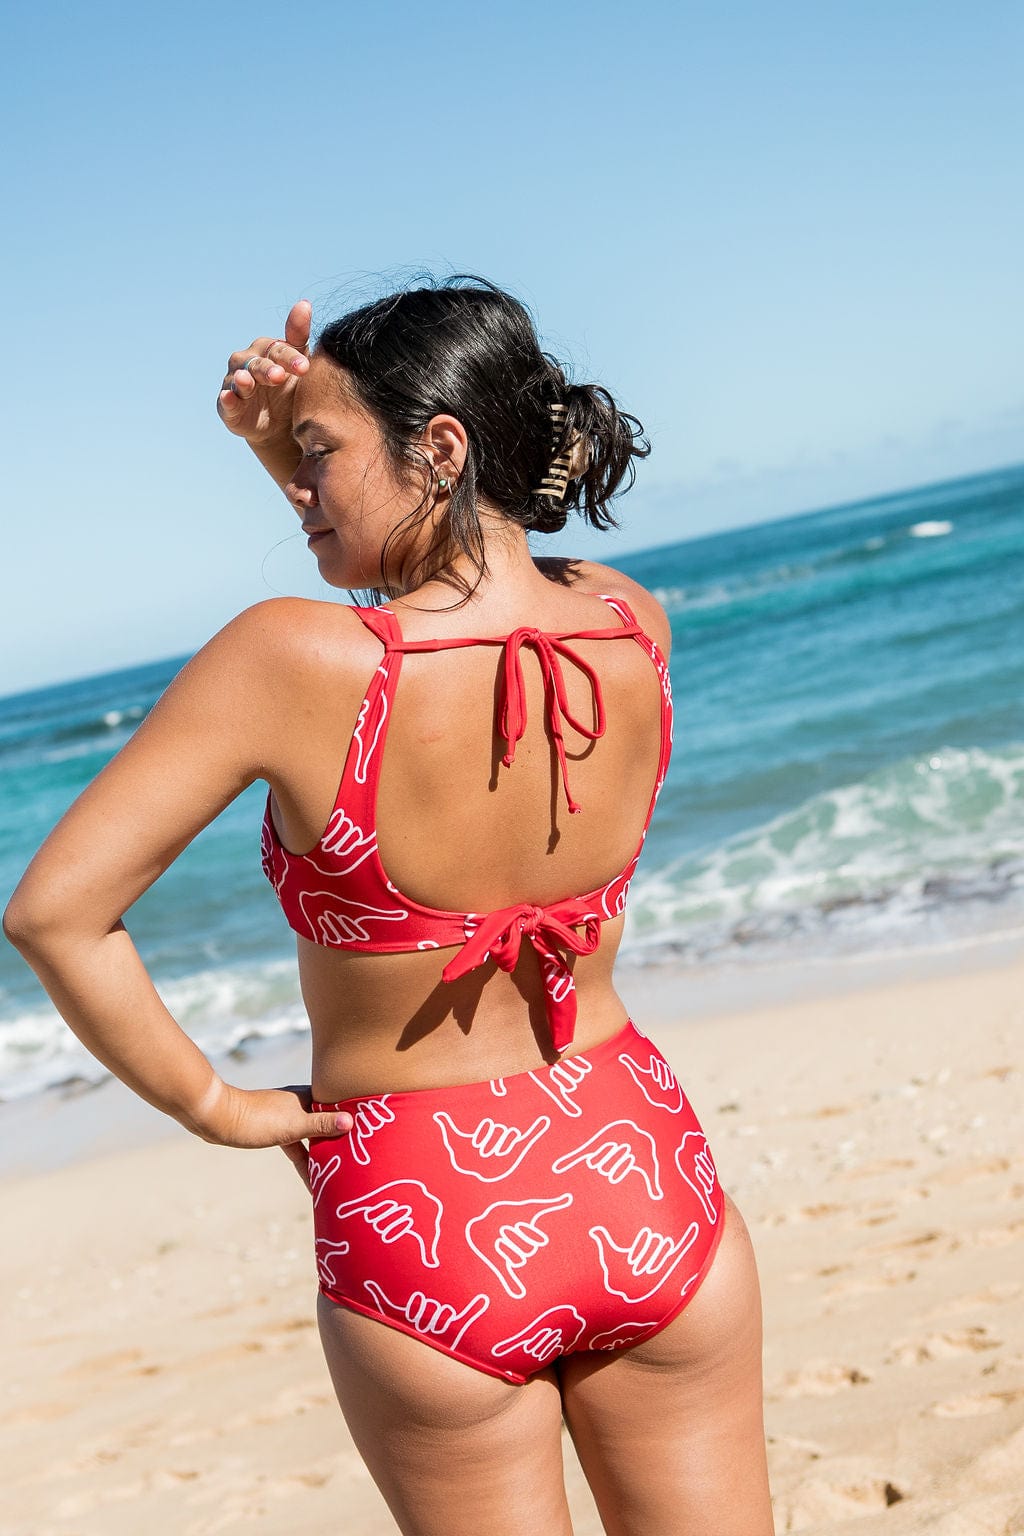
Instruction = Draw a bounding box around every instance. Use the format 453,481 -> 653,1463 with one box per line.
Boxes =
2,464 -> 1022,1098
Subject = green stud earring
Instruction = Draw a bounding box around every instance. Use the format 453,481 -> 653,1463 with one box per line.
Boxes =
438,477 -> 449,490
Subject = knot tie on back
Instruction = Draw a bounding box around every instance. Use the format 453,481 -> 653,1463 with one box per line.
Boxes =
440,898 -> 603,1052
499,628 -> 607,814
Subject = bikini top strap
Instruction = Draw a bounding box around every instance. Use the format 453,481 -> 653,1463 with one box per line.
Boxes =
335,608 -> 405,811
595,592 -> 641,630
340,597 -> 663,822
595,587 -> 674,843
349,604 -> 403,648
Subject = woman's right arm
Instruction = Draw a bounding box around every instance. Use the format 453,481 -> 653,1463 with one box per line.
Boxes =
216,298 -> 312,490
2,600 -> 353,1158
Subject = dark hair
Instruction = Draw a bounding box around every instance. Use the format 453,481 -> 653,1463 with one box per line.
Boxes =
315,275 -> 649,600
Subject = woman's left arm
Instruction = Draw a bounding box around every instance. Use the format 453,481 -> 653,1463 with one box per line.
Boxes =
2,600 -> 351,1156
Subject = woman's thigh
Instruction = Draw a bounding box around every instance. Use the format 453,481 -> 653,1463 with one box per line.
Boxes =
558,1193 -> 775,1536
317,1296 -> 572,1536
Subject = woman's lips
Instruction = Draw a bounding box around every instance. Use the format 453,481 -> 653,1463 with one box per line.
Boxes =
305,528 -> 332,546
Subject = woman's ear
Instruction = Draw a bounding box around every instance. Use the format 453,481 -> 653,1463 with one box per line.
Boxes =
421,414 -> 468,478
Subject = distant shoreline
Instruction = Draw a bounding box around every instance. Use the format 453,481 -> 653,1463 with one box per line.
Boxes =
3,459 -> 1022,704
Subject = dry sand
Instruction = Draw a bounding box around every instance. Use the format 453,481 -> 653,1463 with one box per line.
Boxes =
2,947 -> 1022,1535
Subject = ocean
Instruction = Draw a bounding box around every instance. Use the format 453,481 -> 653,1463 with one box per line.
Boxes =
2,464 -> 1022,1101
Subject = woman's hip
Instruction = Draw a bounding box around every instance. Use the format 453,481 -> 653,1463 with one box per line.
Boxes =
308,1019 -> 725,1382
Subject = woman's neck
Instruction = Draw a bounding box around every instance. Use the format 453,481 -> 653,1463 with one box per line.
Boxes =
394,512 -> 563,618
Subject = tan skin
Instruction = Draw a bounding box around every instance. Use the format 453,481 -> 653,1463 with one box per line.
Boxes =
4,301 -> 775,1535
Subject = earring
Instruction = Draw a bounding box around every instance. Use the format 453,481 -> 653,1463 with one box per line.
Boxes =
437,474 -> 456,493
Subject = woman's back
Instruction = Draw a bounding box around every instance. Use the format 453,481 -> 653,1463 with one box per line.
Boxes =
266,565 -> 673,1099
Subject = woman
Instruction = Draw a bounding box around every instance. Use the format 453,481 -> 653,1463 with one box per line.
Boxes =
4,278 -> 774,1535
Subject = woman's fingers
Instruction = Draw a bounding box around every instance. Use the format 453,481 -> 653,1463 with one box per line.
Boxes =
216,308 -> 311,439
307,1109 -> 355,1138
263,1083 -> 355,1143
225,336 -> 308,387
225,336 -> 277,372
198,1083 -> 354,1148
223,356 -> 282,392
242,342 -> 308,382
279,1139 -> 312,1191
276,1108 -> 355,1196
266,1086 -> 355,1144
278,1083 -> 355,1141
284,298 -> 312,353
215,370 -> 256,426
217,350 -> 306,410
241,355 -> 284,384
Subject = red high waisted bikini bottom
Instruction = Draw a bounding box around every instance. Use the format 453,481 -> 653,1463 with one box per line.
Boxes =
309,1019 -> 726,1383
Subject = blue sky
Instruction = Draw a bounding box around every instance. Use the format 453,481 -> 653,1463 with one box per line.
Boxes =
1,0 -> 1021,692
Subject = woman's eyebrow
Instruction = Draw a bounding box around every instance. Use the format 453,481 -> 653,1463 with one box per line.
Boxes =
292,416 -> 333,442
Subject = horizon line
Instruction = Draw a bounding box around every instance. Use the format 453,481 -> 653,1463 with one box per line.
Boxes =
3,455 -> 1021,708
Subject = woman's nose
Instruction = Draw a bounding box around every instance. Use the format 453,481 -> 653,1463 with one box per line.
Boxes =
286,475 -> 317,512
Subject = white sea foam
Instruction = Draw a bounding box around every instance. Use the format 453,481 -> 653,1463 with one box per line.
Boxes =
0,960 -> 309,1102
99,706 -> 144,728
5,742 -> 1022,1099
620,741 -> 1024,968
649,532 -> 898,617
43,741 -> 110,765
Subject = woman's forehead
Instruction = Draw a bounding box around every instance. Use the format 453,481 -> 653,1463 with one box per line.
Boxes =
292,355 -> 364,428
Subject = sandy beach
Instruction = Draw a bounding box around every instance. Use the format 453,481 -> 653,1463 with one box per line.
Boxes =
2,944 -> 1022,1536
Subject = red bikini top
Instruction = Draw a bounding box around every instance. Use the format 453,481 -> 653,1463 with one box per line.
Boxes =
261,594 -> 673,1053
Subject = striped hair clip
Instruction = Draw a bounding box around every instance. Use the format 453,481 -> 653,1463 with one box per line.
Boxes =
532,403 -> 590,501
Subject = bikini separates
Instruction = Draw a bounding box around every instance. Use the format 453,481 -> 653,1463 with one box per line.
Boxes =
309,1020 -> 725,1383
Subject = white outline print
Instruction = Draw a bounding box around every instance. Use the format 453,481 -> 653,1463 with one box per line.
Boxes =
433,1112 -> 551,1182
363,1280 -> 489,1351
491,1305 -> 587,1365
599,869 -> 632,920
589,1221 -> 700,1304
618,1050 -> 685,1114
351,673 -> 390,785
260,815 -> 288,895
540,953 -> 575,1007
316,808 -> 378,873
315,1238 -> 351,1290
349,1096 -> 395,1165
529,1056 -> 592,1118
489,1078 -> 508,1098
675,1132 -> 719,1224
334,1180 -> 443,1268
308,1151 -> 342,1208
298,890 -> 410,945
678,1268 -> 705,1303
466,1192 -> 574,1300
551,1119 -> 664,1200
588,1320 -> 660,1351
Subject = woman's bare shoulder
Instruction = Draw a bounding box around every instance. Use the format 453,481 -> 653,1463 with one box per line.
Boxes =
201,598 -> 372,677
213,595 -> 359,646
173,598 -> 377,747
534,557 -> 672,656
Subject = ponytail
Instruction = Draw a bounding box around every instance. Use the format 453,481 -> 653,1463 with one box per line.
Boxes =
524,374 -> 649,535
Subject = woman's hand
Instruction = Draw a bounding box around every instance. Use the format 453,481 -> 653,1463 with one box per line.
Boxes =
198,1079 -> 354,1194
216,298 -> 312,449
4,603 -> 352,1174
